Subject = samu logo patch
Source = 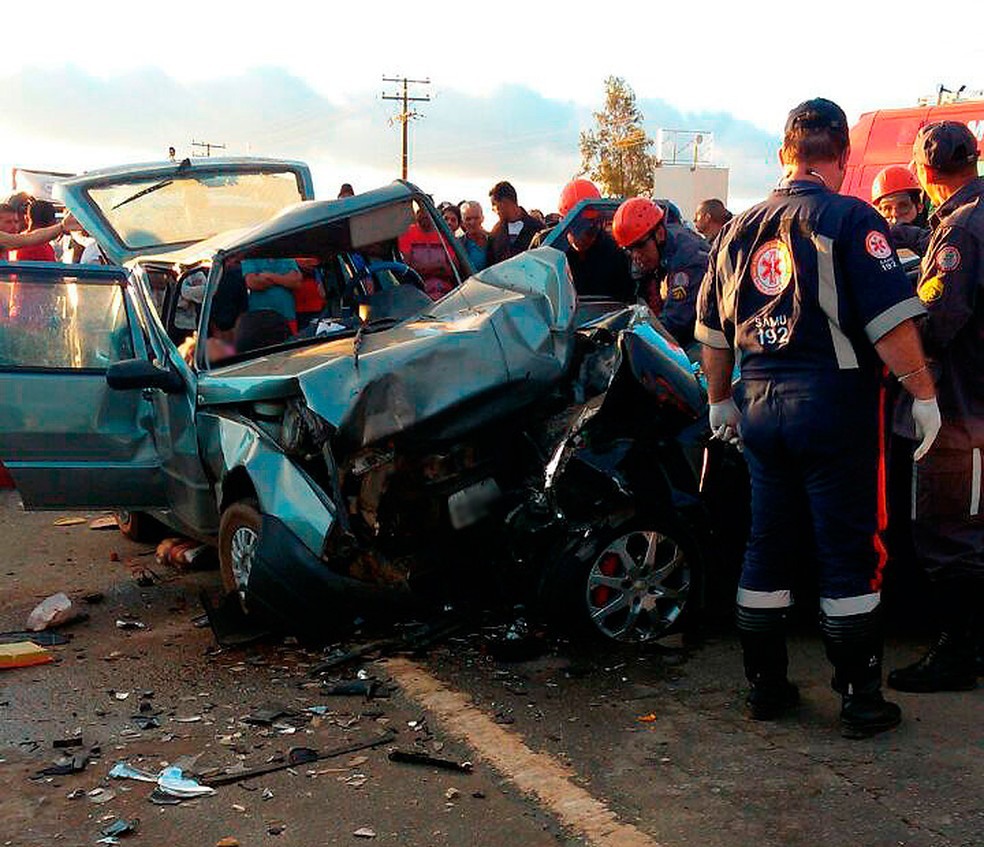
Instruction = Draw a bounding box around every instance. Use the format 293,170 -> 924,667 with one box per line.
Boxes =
750,240 -> 792,296
865,230 -> 892,260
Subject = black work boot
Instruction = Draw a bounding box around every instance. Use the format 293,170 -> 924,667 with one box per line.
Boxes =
821,607 -> 901,739
887,631 -> 978,693
737,604 -> 799,721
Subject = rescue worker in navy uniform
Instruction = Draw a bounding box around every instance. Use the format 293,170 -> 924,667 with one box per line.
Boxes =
888,121 -> 984,692
612,197 -> 709,354
696,98 -> 942,738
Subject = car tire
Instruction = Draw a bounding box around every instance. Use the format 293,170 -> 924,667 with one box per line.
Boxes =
547,513 -> 701,644
115,511 -> 165,543
218,499 -> 262,614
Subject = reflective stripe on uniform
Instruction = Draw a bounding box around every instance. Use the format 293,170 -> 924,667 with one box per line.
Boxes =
813,234 -> 859,370
736,588 -> 792,609
820,593 -> 880,617
694,323 -> 729,349
972,448 -> 982,517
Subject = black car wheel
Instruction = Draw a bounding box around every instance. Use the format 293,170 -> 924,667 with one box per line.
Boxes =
219,500 -> 262,613
115,511 -> 165,543
550,515 -> 700,643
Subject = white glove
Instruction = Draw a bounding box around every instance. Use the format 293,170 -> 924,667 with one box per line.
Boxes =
911,397 -> 942,462
709,397 -> 742,447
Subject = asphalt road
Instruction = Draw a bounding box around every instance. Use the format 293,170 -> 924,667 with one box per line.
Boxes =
0,491 -> 980,847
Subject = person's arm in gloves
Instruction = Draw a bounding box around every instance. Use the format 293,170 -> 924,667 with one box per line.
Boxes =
702,345 -> 741,446
873,319 -> 940,460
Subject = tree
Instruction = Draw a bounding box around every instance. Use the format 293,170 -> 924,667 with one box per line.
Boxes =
579,77 -> 656,198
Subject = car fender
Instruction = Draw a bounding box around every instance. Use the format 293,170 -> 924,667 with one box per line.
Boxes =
201,412 -> 336,559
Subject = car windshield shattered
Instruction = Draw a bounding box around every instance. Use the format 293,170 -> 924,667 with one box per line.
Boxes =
86,170 -> 307,252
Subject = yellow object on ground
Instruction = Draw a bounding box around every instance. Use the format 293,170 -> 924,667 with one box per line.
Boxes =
0,641 -> 53,669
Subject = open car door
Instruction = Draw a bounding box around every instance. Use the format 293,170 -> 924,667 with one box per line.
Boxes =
0,262 -> 170,509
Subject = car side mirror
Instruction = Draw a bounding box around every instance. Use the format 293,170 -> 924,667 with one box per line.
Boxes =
106,358 -> 184,394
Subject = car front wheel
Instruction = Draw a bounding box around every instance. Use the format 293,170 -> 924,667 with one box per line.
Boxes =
550,515 -> 700,643
218,500 -> 262,613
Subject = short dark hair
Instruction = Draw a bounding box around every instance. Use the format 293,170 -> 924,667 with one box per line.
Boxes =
697,198 -> 732,223
28,199 -> 57,228
489,181 -> 517,204
781,98 -> 849,164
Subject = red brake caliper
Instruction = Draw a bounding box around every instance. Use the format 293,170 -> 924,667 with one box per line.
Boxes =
591,552 -> 621,608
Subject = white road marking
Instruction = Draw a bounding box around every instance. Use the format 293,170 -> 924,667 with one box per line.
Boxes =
385,658 -> 665,847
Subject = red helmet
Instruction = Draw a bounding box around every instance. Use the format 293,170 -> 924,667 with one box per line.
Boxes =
871,165 -> 920,204
612,197 -> 664,248
558,178 -> 601,218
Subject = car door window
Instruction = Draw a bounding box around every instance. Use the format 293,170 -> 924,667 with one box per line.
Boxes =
0,271 -> 134,370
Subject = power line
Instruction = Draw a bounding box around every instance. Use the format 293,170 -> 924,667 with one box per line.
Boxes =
191,139 -> 226,157
381,76 -> 430,180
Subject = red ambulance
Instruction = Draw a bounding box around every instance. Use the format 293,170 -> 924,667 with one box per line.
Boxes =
842,98 -> 984,202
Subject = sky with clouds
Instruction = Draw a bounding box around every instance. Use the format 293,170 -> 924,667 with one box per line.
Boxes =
2,1 -> 982,215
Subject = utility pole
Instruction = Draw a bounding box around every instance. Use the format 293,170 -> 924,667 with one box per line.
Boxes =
382,76 -> 430,180
191,140 -> 227,157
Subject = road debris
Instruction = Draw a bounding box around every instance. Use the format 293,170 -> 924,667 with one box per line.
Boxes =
33,753 -> 89,777
0,629 -> 70,647
353,828 -> 377,839
89,515 -> 119,531
100,818 -> 140,839
87,787 -> 117,804
52,516 -> 86,527
158,766 -> 216,798
0,641 -> 53,669
26,592 -> 86,631
387,750 -> 473,773
109,761 -> 159,782
204,731 -> 395,787
52,734 -> 84,749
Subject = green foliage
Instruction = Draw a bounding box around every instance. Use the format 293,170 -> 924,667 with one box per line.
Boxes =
579,77 -> 656,198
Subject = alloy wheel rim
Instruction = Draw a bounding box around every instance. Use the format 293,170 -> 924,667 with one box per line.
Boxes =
585,529 -> 690,642
229,525 -> 258,600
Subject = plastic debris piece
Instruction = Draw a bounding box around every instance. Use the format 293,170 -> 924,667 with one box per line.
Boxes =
148,788 -> 184,805
88,787 -> 117,804
132,715 -> 161,731
0,629 -> 70,647
0,641 -> 53,670
445,787 -> 460,800
637,713 -> 658,723
26,593 -> 85,631
322,679 -> 380,698
113,691 -> 131,701
35,754 -> 88,777
101,818 -> 140,838
261,788 -> 274,800
109,761 -> 160,783
53,516 -> 86,526
267,822 -> 286,836
173,714 -> 202,723
216,839 -> 240,847
115,619 -> 147,631
353,827 -> 377,839
157,766 -> 216,798
346,755 -> 369,768
387,750 -> 473,773
53,735 -> 84,749
89,515 -> 119,530
67,788 -> 86,800
243,706 -> 291,726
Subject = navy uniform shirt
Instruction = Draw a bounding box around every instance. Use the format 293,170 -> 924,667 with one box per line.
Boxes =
639,222 -> 709,347
915,176 -> 984,448
696,180 -> 924,380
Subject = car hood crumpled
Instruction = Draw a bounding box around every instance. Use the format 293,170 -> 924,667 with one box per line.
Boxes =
211,248 -> 578,449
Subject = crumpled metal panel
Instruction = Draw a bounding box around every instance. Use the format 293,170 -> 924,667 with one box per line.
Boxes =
199,412 -> 335,558
205,249 -> 577,448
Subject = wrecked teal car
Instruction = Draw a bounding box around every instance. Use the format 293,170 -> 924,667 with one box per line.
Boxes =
0,160 -> 710,642
0,159 -> 574,628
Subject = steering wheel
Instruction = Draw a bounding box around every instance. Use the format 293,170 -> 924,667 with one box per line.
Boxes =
366,260 -> 426,293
